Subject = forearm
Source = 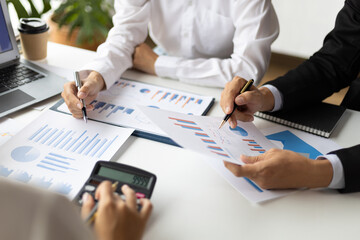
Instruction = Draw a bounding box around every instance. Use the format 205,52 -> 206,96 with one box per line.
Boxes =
82,0 -> 150,89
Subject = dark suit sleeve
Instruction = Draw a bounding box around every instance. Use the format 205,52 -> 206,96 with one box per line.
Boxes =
265,0 -> 360,193
266,0 -> 360,111
329,145 -> 360,193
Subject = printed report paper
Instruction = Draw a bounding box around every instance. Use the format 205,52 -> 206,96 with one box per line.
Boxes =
0,110 -> 134,199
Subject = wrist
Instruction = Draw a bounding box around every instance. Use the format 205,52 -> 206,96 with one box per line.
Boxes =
259,87 -> 275,112
308,159 -> 333,188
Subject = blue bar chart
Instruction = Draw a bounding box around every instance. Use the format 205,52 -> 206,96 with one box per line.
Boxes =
90,100 -> 135,118
29,125 -> 119,158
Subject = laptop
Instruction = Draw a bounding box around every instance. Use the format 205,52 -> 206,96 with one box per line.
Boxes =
0,0 -> 67,118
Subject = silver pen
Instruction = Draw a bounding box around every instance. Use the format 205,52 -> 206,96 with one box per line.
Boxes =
74,71 -> 88,123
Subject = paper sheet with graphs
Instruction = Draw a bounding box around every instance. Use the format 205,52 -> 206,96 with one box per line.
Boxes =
54,78 -> 214,137
0,110 -> 134,199
140,106 -> 276,165
139,106 -> 296,203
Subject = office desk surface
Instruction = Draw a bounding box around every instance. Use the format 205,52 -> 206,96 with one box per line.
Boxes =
8,42 -> 360,240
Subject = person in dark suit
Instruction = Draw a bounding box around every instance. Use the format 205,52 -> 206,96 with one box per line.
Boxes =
219,0 -> 360,193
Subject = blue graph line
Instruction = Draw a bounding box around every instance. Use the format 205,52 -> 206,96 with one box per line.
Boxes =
41,128 -> 58,144
54,130 -> 72,148
106,106 -> 125,118
94,102 -> 106,111
99,104 -> 115,113
249,141 -> 257,144
123,108 -> 134,114
40,160 -> 77,171
29,124 -> 48,140
47,130 -> 64,146
175,120 -> 197,125
37,164 -> 65,173
48,153 -> 75,160
244,177 -> 263,192
85,139 -> 100,156
97,135 -> 118,158
60,137 -> 72,150
78,134 -> 99,154
35,128 -> 52,142
178,125 -> 203,131
72,136 -> 88,152
66,131 -> 87,151
45,156 -> 70,165
90,139 -> 107,157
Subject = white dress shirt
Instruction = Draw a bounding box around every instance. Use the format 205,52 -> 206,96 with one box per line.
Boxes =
262,85 -> 345,189
0,180 -> 94,240
83,0 -> 279,88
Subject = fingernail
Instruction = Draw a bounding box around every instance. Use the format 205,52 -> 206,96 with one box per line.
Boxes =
122,184 -> 129,189
78,92 -> 86,98
82,192 -> 89,202
225,106 -> 230,114
77,103 -> 82,109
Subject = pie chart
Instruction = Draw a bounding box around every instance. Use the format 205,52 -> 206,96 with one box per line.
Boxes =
11,146 -> 40,162
229,126 -> 248,136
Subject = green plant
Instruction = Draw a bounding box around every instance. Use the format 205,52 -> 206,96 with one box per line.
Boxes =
52,0 -> 114,45
6,0 -> 51,19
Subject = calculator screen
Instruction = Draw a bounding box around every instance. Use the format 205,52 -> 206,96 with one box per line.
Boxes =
98,166 -> 151,189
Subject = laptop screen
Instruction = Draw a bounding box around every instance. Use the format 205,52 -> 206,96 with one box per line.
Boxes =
0,5 -> 12,54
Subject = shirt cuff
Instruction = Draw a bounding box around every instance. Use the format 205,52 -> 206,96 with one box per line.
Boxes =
317,154 -> 345,189
261,85 -> 283,111
154,55 -> 181,79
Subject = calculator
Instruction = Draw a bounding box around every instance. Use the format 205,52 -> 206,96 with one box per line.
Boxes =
74,161 -> 157,206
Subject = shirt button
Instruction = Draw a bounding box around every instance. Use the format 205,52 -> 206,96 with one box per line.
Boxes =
188,0 -> 192,6
184,32 -> 188,38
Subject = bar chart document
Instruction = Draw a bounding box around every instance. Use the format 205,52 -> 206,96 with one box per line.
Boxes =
52,78 -> 214,145
140,106 -> 294,203
0,110 -> 134,199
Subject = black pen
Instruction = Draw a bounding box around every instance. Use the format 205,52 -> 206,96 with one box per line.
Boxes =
218,79 -> 254,129
74,71 -> 88,123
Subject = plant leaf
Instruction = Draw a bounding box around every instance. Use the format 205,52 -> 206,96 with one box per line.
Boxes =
6,0 -> 29,19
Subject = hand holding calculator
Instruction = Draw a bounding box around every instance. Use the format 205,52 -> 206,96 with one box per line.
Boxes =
75,161 -> 157,208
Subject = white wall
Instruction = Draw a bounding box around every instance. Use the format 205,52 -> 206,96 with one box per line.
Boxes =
271,0 -> 344,58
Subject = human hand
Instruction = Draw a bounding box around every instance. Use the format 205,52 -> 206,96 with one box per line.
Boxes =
81,181 -> 152,240
133,43 -> 159,75
61,71 -> 105,119
220,76 -> 275,128
223,148 -> 333,189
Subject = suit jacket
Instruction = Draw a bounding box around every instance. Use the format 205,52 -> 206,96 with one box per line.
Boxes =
266,0 -> 360,193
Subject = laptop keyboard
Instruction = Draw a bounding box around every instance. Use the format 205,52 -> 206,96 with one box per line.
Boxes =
0,64 -> 45,93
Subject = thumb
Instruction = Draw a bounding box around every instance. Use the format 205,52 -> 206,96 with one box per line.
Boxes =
223,161 -> 257,178
77,80 -> 95,99
81,192 -> 95,219
240,154 -> 264,164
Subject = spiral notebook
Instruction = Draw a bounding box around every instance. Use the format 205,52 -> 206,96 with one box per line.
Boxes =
254,102 -> 346,138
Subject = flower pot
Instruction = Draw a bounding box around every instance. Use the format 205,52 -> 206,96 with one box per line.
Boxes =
48,16 -> 105,51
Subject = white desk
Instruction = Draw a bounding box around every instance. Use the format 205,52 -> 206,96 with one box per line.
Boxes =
8,42 -> 360,240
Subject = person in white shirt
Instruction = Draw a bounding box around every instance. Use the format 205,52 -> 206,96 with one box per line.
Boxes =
62,0 -> 279,119
0,180 -> 152,240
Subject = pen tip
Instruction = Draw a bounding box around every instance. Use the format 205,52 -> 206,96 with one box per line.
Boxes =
218,120 -> 225,129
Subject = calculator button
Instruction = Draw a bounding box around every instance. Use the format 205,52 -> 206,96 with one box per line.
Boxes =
136,192 -> 145,199
85,185 -> 96,192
